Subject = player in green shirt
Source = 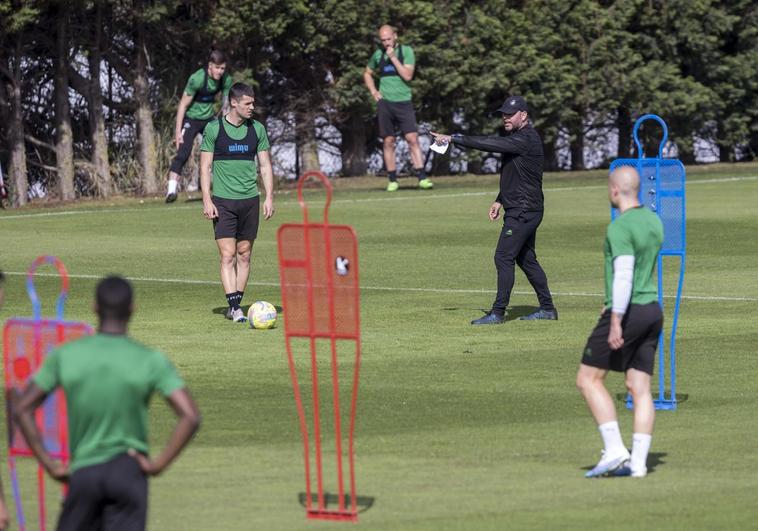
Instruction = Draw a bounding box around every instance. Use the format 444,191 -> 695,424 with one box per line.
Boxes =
576,166 -> 664,479
364,25 -> 433,192
166,49 -> 233,203
14,276 -> 200,530
200,82 -> 275,323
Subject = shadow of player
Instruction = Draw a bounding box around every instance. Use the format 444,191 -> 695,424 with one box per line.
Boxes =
298,492 -> 375,514
442,305 -> 537,321
581,451 -> 668,476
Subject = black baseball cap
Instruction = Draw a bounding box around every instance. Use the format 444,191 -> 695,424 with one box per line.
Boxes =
494,95 -> 529,115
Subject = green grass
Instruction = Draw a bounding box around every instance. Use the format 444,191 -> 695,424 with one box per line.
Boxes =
1,163 -> 757,530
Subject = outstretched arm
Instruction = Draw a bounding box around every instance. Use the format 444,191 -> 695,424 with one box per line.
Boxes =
451,133 -> 531,155
14,383 -> 69,482
130,388 -> 200,476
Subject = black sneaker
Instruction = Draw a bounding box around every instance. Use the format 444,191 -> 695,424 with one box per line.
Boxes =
471,313 -> 505,325
165,192 -> 177,204
519,309 -> 558,320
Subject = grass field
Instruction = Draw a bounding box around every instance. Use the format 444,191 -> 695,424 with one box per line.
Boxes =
1,162 -> 757,530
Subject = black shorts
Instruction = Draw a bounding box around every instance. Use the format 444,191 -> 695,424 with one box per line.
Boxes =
581,303 -> 663,375
57,453 -> 147,531
377,99 -> 418,138
169,117 -> 212,174
212,195 -> 260,240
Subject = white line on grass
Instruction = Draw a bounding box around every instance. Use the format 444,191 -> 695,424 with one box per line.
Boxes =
1,175 -> 755,221
5,271 -> 756,302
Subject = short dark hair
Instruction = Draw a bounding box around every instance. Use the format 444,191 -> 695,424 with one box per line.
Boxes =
96,276 -> 133,321
229,82 -> 255,101
209,49 -> 226,65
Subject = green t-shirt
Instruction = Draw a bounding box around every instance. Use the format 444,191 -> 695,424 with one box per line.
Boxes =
33,333 -> 185,472
367,44 -> 415,102
603,207 -> 664,308
200,117 -> 270,200
184,68 -> 233,121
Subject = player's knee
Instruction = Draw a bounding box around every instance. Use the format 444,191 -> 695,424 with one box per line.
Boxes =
383,136 -> 396,148
405,134 -> 419,148
625,375 -> 650,396
219,253 -> 235,266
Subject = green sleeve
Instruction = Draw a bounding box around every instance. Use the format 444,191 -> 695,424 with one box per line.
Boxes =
402,45 -> 415,65
367,50 -> 381,70
222,74 -> 233,98
607,221 -> 634,258
254,121 -> 270,152
184,69 -> 202,96
152,352 -> 185,397
32,349 -> 61,393
200,120 -> 219,152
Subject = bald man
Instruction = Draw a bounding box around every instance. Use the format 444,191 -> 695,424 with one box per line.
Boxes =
364,25 -> 433,192
576,166 -> 664,479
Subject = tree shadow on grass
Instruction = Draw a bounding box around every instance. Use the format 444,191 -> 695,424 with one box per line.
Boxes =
298,492 -> 375,514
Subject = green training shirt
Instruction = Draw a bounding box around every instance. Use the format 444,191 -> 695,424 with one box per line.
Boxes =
367,44 -> 415,102
33,333 -> 185,472
603,206 -> 664,308
184,68 -> 233,121
201,117 -> 270,200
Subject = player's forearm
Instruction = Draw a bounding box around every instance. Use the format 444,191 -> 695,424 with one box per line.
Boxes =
14,409 -> 57,473
363,71 -> 378,96
152,412 -> 200,474
260,166 -> 274,199
175,103 -> 188,133
200,155 -> 213,199
452,134 -> 525,155
390,57 -> 413,81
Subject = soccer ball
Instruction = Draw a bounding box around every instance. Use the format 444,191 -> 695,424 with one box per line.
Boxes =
248,301 -> 277,329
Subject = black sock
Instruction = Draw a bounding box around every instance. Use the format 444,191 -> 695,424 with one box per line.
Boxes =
388,171 -> 397,182
237,290 -> 244,307
415,167 -> 427,180
226,292 -> 240,310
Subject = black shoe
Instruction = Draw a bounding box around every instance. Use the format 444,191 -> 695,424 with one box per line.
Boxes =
471,313 -> 505,325
519,309 -> 558,321
165,192 -> 177,204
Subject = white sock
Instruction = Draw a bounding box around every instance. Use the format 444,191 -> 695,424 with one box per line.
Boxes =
630,433 -> 652,472
167,179 -> 178,194
598,421 -> 626,456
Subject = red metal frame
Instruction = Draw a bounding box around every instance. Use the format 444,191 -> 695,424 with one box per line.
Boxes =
277,171 -> 361,522
3,256 -> 93,530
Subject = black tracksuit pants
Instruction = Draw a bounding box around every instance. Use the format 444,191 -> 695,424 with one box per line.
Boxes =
492,209 -> 555,316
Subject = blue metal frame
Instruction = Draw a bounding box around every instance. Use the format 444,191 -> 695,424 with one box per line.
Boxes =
610,114 -> 686,411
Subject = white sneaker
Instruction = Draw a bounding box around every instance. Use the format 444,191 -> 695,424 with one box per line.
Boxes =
612,464 -> 647,478
186,181 -> 199,192
231,307 -> 247,323
585,449 -> 631,478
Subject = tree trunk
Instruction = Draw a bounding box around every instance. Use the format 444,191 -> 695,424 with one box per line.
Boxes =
569,121 -> 585,171
297,113 -> 320,173
134,6 -> 157,194
616,105 -> 632,158
338,110 -> 367,176
55,10 -> 75,200
542,136 -> 559,172
0,46 -> 28,207
716,119 -> 732,163
88,1 -> 112,196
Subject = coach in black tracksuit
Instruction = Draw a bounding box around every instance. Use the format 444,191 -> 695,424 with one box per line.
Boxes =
432,96 -> 557,325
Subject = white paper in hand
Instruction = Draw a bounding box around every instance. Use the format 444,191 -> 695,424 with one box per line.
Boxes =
430,140 -> 450,155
